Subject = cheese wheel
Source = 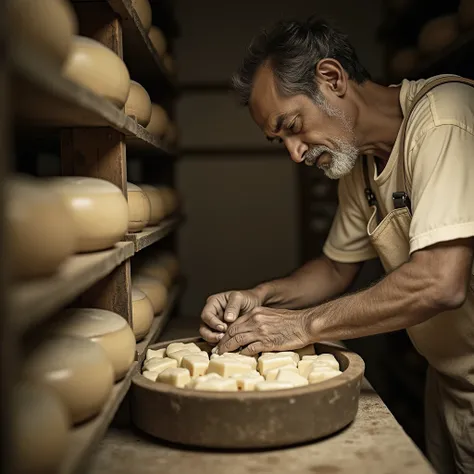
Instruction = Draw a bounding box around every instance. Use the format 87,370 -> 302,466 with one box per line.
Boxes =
63,36 -> 131,107
9,0 -> 77,69
165,122 -> 179,146
6,175 -> 76,280
155,252 -> 180,280
418,15 -> 459,56
138,184 -> 166,225
53,308 -> 136,381
459,0 -> 474,30
125,80 -> 152,127
156,186 -> 179,216
131,288 -> 154,341
148,26 -> 167,57
49,176 -> 128,253
136,260 -> 172,287
132,275 -> 168,313
162,53 -> 175,75
146,104 -> 169,138
131,0 -> 152,32
12,381 -> 69,474
389,48 -> 419,79
24,336 -> 114,425
127,182 -> 151,233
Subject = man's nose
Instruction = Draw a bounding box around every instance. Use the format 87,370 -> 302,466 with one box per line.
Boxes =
285,137 -> 308,163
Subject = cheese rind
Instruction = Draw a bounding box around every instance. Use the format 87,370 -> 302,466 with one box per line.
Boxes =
207,358 -> 253,377
146,348 -> 166,361
258,354 -> 297,374
264,365 -> 298,381
276,370 -> 309,387
143,357 -> 177,374
181,354 -> 209,377
193,378 -> 238,392
308,370 -> 342,384
255,381 -> 294,391
157,368 -> 191,388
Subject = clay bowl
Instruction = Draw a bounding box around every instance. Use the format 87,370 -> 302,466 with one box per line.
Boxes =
131,337 -> 365,449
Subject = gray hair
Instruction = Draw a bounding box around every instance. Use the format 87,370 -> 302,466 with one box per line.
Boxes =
232,17 -> 371,106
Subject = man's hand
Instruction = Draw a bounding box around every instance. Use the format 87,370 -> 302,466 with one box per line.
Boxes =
216,307 -> 311,355
199,290 -> 263,344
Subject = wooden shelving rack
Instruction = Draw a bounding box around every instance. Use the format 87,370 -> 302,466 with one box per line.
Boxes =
3,1 -> 182,473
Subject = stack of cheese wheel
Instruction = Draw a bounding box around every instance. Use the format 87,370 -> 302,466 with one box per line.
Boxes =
138,185 -> 166,225
156,185 -> 179,217
141,344 -> 343,392
48,176 -> 128,253
131,288 -> 154,341
24,336 -> 114,424
131,0 -> 152,32
148,26 -> 167,58
6,175 -> 76,280
389,48 -> 419,80
9,0 -> 78,70
53,308 -> 136,381
63,36 -> 131,108
133,275 -> 168,314
146,103 -> 169,139
125,80 -> 152,127
127,182 -> 151,233
418,15 -> 459,56
12,381 -> 69,474
459,0 -> 474,30
135,251 -> 179,288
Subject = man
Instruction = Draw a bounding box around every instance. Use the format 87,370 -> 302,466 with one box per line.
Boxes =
199,17 -> 474,474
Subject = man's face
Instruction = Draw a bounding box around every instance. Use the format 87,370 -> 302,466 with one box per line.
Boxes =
249,65 -> 359,179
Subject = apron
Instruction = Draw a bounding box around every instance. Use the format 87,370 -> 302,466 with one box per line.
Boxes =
362,76 -> 474,474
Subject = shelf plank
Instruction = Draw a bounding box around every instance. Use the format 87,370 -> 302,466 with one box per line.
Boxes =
59,361 -> 138,474
136,284 -> 180,363
105,0 -> 177,95
124,215 -> 181,252
11,46 -> 173,156
10,242 -> 135,334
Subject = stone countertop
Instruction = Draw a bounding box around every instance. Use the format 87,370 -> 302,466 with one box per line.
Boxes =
85,317 -> 435,474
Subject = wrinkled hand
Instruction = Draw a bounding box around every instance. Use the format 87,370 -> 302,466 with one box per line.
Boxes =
199,290 -> 262,344
216,306 -> 311,356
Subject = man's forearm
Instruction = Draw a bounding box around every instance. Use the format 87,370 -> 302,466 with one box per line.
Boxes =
252,255 -> 361,310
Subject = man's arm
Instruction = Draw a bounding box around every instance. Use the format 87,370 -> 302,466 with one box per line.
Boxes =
253,254 -> 362,309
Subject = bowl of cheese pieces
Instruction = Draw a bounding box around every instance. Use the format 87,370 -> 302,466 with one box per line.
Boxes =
131,337 -> 365,448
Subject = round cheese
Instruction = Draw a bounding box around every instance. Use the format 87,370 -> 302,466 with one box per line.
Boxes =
156,186 -> 179,216
24,336 -> 114,425
137,184 -> 165,225
418,15 -> 459,56
9,0 -> 77,69
155,252 -> 180,280
133,275 -> 168,313
13,381 -> 69,474
48,176 -> 129,253
389,48 -> 419,79
148,26 -> 167,57
164,122 -> 179,146
127,182 -> 151,233
53,308 -> 136,381
6,175 -> 76,280
131,0 -> 152,32
162,53 -> 175,75
459,0 -> 474,30
125,80 -> 152,127
146,103 -> 169,138
63,35 -> 131,108
131,288 -> 154,341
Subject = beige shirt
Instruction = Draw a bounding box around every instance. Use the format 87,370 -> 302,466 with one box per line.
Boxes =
324,75 -> 474,264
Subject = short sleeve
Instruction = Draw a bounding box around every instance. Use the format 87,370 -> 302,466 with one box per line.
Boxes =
408,124 -> 474,253
323,168 -> 378,263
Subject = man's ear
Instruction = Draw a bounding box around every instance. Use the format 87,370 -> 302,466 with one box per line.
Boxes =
315,59 -> 347,97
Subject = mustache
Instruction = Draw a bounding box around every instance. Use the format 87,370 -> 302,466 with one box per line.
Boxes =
303,145 -> 333,167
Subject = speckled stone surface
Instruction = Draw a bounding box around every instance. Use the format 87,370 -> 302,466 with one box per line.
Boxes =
85,317 -> 435,474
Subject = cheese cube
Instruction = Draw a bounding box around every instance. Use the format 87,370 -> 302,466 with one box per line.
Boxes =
315,353 -> 340,370
211,352 -> 257,370
300,361 -> 337,379
207,357 -> 253,377
298,359 -> 319,378
166,342 -> 201,356
231,371 -> 264,391
258,354 -> 296,374
181,354 -> 210,377
295,345 -> 316,357
157,367 -> 191,388
276,370 -> 309,387
259,351 -> 299,364
169,349 -> 202,365
142,370 -> 159,382
146,348 -> 166,360
264,365 -> 298,381
143,357 -> 178,374
308,370 -> 342,384
255,381 -> 294,391
193,377 -> 238,392
186,373 -> 221,389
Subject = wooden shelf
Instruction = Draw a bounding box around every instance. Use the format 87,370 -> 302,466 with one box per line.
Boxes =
59,362 -> 138,474
136,284 -> 181,363
10,242 -> 135,334
124,215 -> 181,252
12,47 -> 173,156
